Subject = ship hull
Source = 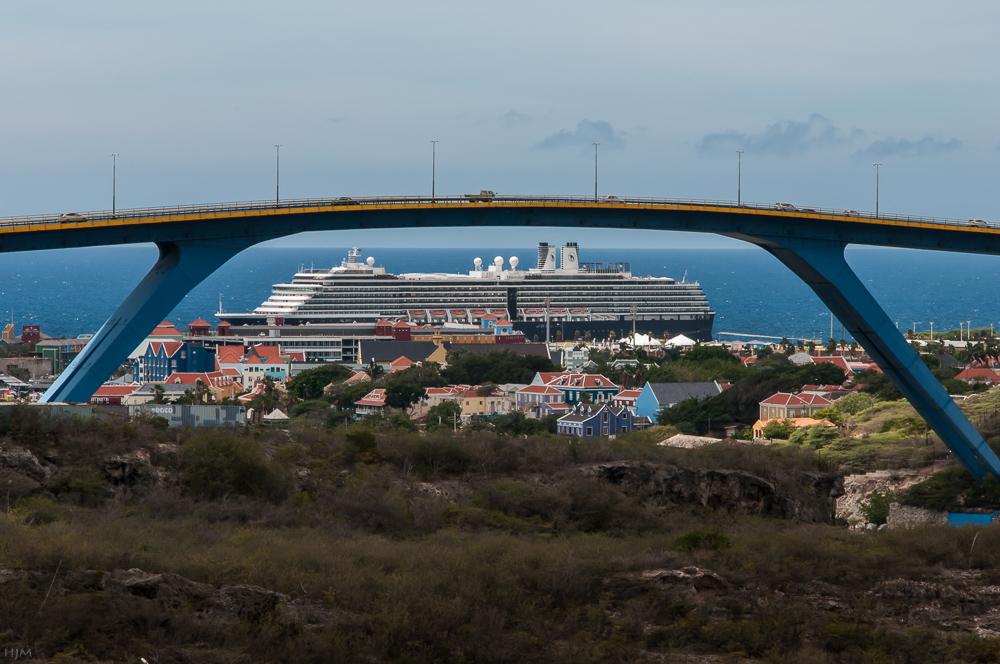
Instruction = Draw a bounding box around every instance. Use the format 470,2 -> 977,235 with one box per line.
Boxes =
517,316 -> 714,343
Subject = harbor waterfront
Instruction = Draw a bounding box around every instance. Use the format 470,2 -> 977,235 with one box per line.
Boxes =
6,243 -> 1000,342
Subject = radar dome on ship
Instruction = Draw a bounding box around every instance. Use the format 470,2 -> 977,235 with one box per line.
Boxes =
494,256 -> 504,267
509,256 -> 519,269
474,257 -> 483,269
366,257 -> 375,266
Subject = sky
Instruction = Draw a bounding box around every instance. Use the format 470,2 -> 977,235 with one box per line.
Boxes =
2,1 -> 998,249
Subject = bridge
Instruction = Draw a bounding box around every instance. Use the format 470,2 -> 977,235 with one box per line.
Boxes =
4,194 -> 1000,480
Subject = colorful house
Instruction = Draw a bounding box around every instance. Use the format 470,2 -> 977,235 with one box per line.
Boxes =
355,388 -> 388,415
634,381 -> 723,420
758,392 -> 832,421
529,371 -> 618,405
139,341 -> 215,382
557,403 -> 638,438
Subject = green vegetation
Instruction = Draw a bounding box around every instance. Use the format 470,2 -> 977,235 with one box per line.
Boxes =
903,469 -> 1000,512
441,348 -> 555,384
657,360 -> 846,433
181,429 -> 291,501
284,363 -> 351,399
3,412 -> 1000,662
861,490 -> 898,525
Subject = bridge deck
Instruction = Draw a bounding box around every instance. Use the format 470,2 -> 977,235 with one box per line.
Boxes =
1,195 -> 995,245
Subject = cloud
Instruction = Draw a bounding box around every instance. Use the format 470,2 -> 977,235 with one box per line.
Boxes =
535,119 -> 626,150
698,113 -> 860,155
854,136 -> 962,159
500,109 -> 530,127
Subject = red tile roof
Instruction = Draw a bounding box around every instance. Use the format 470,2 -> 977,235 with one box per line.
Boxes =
91,384 -> 140,397
149,341 -> 184,357
355,388 -> 387,407
150,322 -> 181,336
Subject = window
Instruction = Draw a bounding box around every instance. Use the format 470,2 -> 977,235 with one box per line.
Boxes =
586,427 -> 593,436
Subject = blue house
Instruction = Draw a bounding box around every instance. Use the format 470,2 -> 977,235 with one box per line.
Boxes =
634,381 -> 723,420
140,341 -> 216,382
557,403 -> 637,438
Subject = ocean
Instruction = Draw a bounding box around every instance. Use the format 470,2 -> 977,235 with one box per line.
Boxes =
3,244 -> 1000,342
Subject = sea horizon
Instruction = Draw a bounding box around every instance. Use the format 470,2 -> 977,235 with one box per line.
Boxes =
4,243 -> 1000,343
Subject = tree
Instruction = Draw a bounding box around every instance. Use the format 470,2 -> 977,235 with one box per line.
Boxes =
194,379 -> 207,405
442,350 -> 555,385
826,338 -> 837,355
762,418 -> 794,440
152,384 -> 166,405
5,365 -> 30,382
384,383 -> 425,411
833,391 -> 876,415
285,363 -> 351,400
426,400 -> 462,432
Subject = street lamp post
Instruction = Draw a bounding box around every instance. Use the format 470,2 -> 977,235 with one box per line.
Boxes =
110,153 -> 119,216
592,142 -> 600,201
274,144 -> 282,204
873,162 -> 883,218
736,150 -> 744,205
912,322 -> 919,339
930,321 -> 934,343
967,320 -> 972,342
430,140 -> 438,200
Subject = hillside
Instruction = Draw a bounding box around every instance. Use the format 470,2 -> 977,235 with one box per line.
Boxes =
1,408 -> 1000,662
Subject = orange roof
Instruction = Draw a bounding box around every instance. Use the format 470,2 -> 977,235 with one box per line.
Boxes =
188,319 -> 211,327
150,322 -> 181,336
492,319 -> 512,326
216,345 -> 245,364
759,392 -> 830,407
519,385 -> 563,395
390,356 -> 416,368
91,384 -> 140,397
163,371 -> 235,387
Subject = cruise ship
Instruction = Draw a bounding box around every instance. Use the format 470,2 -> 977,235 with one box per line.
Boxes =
222,243 -> 715,341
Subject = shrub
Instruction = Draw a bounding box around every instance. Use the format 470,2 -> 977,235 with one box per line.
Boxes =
674,530 -> 732,552
880,416 -> 928,436
11,496 -> 61,524
762,419 -> 795,440
903,469 -> 1000,511
788,424 -> 843,448
860,490 -> 897,525
181,430 -> 289,502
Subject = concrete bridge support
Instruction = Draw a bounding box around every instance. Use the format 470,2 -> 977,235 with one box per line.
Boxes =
40,239 -> 254,404
737,234 -> 1000,481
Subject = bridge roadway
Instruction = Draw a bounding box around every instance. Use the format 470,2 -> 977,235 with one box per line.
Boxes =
4,194 -> 1000,481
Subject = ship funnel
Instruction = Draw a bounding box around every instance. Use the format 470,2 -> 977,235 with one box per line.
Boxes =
537,243 -> 556,270
561,243 -> 579,272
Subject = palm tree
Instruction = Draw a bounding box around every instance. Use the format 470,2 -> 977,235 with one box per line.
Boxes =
194,378 -> 207,405
152,383 -> 165,405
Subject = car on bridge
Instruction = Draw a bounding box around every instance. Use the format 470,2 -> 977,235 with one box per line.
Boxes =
843,210 -> 861,216
773,203 -> 796,211
465,190 -> 496,201
58,213 -> 87,222
969,219 -> 988,227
